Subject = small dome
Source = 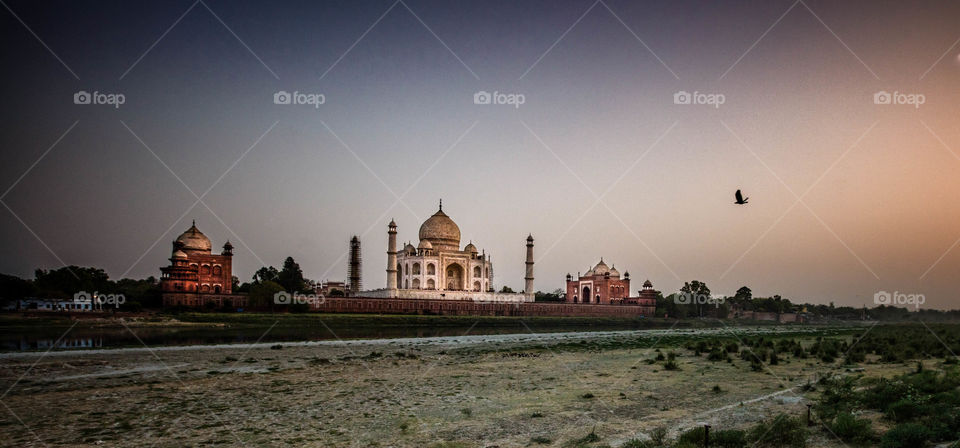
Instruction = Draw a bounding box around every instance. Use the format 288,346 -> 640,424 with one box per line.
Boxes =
464,242 -> 478,253
172,249 -> 188,259
404,242 -> 416,253
418,240 -> 433,250
609,265 -> 620,277
643,279 -> 653,288
175,222 -> 212,252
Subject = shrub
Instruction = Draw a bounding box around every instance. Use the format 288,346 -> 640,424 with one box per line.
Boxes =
713,429 -> 747,448
678,427 -> 746,448
648,426 -> 667,446
880,423 -> 930,448
887,398 -> 920,422
830,412 -> 875,444
664,360 -> 680,371
748,414 -> 806,447
708,349 -> 728,362
845,350 -> 866,364
677,426 -> 706,446
530,436 -> 551,444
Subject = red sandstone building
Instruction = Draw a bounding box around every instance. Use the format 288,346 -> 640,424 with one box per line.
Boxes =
565,260 -> 658,314
160,221 -> 246,308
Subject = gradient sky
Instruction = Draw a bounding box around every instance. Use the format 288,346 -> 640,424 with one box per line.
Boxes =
2,0 -> 960,308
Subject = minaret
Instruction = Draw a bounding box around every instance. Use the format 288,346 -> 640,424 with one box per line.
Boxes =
524,234 -> 534,297
348,236 -> 361,294
386,220 -> 398,292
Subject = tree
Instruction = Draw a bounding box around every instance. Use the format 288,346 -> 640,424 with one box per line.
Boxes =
535,289 -> 564,302
252,266 -> 279,284
0,273 -> 36,307
680,280 -> 712,317
277,257 -> 309,292
34,266 -> 110,298
500,286 -> 515,293
249,280 -> 284,310
734,286 -> 752,309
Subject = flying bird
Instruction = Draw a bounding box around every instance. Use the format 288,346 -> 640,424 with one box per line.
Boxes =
734,189 -> 749,205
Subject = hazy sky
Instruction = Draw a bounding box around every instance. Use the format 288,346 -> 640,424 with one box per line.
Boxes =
2,0 -> 960,308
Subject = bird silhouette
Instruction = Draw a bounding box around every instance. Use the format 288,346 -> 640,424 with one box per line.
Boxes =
735,189 -> 749,205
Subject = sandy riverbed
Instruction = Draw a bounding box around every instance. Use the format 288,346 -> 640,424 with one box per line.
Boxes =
0,324 -> 901,447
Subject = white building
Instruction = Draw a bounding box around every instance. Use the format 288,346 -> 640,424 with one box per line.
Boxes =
363,202 -> 534,303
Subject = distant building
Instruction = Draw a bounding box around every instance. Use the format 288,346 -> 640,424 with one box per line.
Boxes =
319,281 -> 347,297
9,297 -> 103,312
160,221 -> 247,308
362,201 -> 534,303
564,259 -> 657,314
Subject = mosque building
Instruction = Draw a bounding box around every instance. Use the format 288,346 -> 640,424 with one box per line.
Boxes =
362,202 -> 534,303
160,221 -> 246,308
565,259 -> 658,313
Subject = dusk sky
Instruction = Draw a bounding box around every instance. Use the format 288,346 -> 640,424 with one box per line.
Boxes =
2,0 -> 960,308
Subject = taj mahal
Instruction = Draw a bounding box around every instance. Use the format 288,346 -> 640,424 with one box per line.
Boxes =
362,201 -> 535,303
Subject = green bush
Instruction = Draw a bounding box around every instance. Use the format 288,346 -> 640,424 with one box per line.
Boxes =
677,426 -> 705,446
829,412 -> 874,444
648,426 -> 667,446
879,423 -> 930,448
678,427 -> 746,448
713,429 -> 747,448
887,398 -> 920,422
748,414 -> 806,447
708,349 -> 728,362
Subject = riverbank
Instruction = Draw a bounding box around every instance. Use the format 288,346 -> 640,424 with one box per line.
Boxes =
0,323 -> 885,447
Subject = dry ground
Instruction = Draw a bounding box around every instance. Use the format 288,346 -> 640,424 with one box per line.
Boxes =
0,325 -> 910,447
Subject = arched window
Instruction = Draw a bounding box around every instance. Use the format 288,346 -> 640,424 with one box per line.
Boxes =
426,263 -> 436,275
413,263 -> 421,275
427,279 -> 436,290
573,296 -> 578,303
200,284 -> 210,293
473,281 -> 481,291
473,266 -> 481,278
212,265 -> 222,276
214,285 -> 221,293
413,278 -> 421,289
201,265 -> 211,275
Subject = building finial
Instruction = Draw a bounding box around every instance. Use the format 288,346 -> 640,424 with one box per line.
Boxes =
439,198 -> 442,211
192,219 -> 196,227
